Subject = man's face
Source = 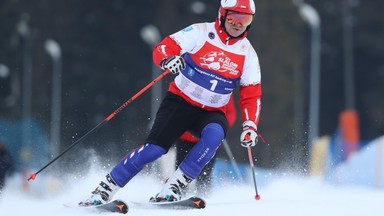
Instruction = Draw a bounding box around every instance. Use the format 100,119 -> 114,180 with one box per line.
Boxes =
224,11 -> 253,38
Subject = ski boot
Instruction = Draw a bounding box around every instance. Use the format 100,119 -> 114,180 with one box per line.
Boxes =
150,168 -> 192,202
79,173 -> 120,206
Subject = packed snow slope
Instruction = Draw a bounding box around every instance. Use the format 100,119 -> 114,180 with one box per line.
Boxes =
1,168 -> 383,216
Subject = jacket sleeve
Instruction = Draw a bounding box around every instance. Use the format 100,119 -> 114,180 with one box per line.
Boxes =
239,84 -> 262,128
152,36 -> 182,68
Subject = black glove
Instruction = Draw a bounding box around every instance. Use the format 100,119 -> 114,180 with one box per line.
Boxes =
160,56 -> 186,75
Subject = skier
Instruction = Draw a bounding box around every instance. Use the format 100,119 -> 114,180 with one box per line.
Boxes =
174,95 -> 236,195
80,0 -> 262,206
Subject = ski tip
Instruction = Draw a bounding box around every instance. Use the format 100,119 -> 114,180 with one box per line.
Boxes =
190,196 -> 206,209
111,199 -> 129,214
99,200 -> 129,214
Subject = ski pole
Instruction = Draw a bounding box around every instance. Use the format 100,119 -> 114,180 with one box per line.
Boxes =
222,139 -> 244,181
28,70 -> 171,181
247,146 -> 261,200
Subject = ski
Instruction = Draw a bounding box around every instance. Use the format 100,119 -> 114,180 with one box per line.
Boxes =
95,199 -> 129,214
131,196 -> 206,209
65,199 -> 129,214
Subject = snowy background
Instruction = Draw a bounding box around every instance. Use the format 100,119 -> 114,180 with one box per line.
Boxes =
1,145 -> 384,216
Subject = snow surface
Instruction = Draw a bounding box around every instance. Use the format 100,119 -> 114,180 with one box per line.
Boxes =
1,167 -> 384,216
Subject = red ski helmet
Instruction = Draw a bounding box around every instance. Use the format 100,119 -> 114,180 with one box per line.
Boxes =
218,0 -> 256,23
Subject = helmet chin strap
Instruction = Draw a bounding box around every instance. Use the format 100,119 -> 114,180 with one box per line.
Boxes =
219,10 -> 252,39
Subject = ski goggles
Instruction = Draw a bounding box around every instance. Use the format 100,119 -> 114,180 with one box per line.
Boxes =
226,11 -> 254,27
